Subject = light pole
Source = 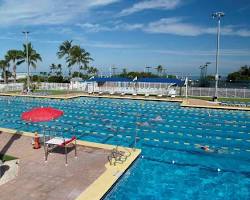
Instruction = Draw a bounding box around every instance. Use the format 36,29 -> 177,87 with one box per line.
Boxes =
199,62 -> 211,87
22,31 -> 30,92
204,62 -> 211,78
212,12 -> 224,100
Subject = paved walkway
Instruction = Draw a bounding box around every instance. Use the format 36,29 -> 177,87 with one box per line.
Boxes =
0,132 -> 110,200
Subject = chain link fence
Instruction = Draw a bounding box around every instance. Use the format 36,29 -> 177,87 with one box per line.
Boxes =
180,87 -> 250,98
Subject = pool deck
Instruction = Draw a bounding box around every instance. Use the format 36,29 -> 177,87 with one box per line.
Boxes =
181,98 -> 250,111
0,92 -> 183,102
0,130 -> 141,200
1,92 -> 249,111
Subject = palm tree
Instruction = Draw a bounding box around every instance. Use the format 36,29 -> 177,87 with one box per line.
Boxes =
17,43 -> 42,68
56,64 -> 62,76
49,63 -> 57,76
68,45 -> 93,77
0,59 -> 8,83
17,43 -> 42,90
87,66 -> 98,76
156,65 -> 163,76
5,50 -> 23,83
57,40 -> 73,76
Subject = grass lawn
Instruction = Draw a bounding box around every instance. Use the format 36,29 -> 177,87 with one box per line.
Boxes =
3,91 -> 21,94
189,96 -> 250,102
0,154 -> 17,162
35,89 -> 83,95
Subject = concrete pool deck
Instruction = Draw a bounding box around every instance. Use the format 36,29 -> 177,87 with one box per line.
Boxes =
181,98 -> 250,111
0,130 -> 141,200
0,92 -> 183,102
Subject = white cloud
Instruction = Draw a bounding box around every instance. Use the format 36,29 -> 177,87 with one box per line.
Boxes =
143,18 -> 250,37
76,22 -> 144,32
0,0 -> 120,26
77,17 -> 250,38
76,23 -> 112,32
144,17 -> 202,36
119,0 -> 181,16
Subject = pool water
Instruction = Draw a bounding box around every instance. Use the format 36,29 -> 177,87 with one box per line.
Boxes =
0,96 -> 249,199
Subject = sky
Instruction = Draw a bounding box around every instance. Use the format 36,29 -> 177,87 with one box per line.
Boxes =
0,0 -> 250,77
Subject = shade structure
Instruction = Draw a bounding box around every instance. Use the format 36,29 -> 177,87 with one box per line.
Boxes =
21,107 -> 63,122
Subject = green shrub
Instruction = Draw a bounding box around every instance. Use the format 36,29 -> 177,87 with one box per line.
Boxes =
0,154 -> 17,162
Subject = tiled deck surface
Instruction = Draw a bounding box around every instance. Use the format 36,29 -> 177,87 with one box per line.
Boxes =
0,132 -> 110,200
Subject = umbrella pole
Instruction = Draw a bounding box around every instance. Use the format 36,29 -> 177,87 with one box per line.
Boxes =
75,139 -> 77,158
64,138 -> 68,166
43,129 -> 47,162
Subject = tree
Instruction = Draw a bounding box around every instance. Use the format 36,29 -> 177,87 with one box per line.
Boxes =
57,40 -> 73,76
0,59 -> 8,83
49,63 -> 62,76
68,45 -> 93,77
227,65 -> 250,81
17,43 -> 42,69
5,50 -> 23,83
155,65 -> 163,76
87,66 -> 98,76
49,63 -> 57,76
17,43 -> 42,90
40,72 -> 47,76
56,64 -> 62,76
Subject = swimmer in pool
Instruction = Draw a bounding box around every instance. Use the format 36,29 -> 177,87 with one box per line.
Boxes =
151,116 -> 163,122
200,145 -> 212,152
109,127 -> 117,132
196,144 -> 226,154
102,118 -> 110,123
136,122 -> 150,127
119,110 -> 126,115
224,120 -> 237,124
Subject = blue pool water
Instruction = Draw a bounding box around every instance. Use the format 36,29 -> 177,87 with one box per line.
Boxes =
0,96 -> 249,199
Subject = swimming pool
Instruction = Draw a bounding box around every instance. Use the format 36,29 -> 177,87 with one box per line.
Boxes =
0,96 -> 249,199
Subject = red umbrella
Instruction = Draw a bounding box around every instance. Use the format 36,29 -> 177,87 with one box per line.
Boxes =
21,107 -> 63,122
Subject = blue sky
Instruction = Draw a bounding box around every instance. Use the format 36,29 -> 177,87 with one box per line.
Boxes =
0,0 -> 250,77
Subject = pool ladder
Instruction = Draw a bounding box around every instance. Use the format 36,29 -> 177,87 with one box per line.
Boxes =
108,146 -> 131,166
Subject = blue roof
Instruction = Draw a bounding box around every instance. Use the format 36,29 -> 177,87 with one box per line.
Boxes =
87,77 -> 184,86
138,78 -> 184,85
88,77 -> 131,82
